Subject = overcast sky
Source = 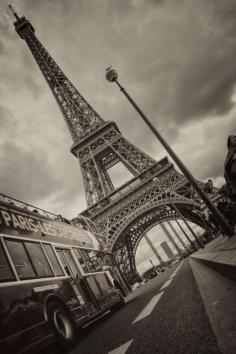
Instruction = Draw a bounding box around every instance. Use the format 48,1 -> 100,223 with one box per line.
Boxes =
1,0 -> 236,272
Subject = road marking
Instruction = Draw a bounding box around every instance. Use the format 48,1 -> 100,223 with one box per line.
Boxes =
108,340 -> 134,354
176,261 -> 183,271
132,291 -> 164,324
160,278 -> 173,290
167,261 -> 184,281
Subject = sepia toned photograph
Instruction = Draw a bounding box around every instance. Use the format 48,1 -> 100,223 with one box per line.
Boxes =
0,1 -> 236,353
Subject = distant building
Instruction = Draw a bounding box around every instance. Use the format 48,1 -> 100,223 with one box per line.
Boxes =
160,241 -> 174,259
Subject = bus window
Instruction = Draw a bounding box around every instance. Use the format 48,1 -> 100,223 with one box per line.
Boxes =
56,250 -> 71,276
73,248 -> 89,273
88,251 -> 102,272
6,239 -> 36,280
96,252 -> 106,269
24,242 -> 53,277
43,244 -> 64,276
63,250 -> 80,278
0,242 -> 15,282
79,249 -> 96,273
79,249 -> 103,273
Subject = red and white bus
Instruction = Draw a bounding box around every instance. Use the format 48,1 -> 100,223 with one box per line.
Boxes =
0,194 -> 128,354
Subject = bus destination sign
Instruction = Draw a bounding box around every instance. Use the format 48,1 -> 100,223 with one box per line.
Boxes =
0,203 -> 95,248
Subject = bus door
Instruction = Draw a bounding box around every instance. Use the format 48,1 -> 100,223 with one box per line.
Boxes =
56,249 -> 85,305
56,249 -> 97,314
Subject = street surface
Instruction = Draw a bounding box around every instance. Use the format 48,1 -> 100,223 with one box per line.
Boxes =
44,259 -> 236,354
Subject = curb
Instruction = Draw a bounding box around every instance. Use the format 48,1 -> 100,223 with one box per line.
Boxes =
191,254 -> 236,282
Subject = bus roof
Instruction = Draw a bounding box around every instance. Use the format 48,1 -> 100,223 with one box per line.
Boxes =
0,193 -> 102,250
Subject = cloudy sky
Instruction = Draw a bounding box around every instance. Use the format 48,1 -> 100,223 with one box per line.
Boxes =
1,0 -> 236,271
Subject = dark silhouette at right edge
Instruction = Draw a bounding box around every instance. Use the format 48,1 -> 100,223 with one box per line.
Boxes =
224,135 -> 236,201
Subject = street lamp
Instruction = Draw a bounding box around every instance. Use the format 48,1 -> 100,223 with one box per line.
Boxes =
105,67 -> 234,237
149,259 -> 154,268
149,259 -> 157,273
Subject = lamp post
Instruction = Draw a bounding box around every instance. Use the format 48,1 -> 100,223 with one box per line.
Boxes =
149,259 -> 154,268
105,67 -> 234,237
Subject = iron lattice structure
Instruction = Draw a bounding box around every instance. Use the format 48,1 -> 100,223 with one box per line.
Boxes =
12,11 -> 216,284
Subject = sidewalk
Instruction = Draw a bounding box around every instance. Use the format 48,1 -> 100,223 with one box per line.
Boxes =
190,234 -> 236,281
189,258 -> 236,354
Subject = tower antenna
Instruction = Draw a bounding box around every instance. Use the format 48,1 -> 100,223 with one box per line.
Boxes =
8,4 -> 20,20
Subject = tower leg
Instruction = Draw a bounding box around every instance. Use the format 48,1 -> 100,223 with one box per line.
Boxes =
167,220 -> 187,249
160,223 -> 180,254
172,204 -> 203,248
175,219 -> 193,247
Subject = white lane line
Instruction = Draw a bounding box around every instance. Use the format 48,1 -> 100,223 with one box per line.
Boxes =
108,340 -> 134,354
170,263 -> 182,276
166,261 -> 184,282
160,278 -> 173,290
132,292 -> 164,324
175,261 -> 183,272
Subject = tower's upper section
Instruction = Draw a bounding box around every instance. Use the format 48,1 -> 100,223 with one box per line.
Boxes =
9,5 -> 35,39
9,6 -> 105,143
10,6 -> 159,208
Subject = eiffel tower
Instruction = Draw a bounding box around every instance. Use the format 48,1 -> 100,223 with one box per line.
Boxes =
10,7 -> 214,284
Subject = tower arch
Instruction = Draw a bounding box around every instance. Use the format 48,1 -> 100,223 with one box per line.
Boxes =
111,200 -> 206,283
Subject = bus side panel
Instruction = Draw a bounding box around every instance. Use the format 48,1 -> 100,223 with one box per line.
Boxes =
0,321 -> 52,354
0,278 -> 85,354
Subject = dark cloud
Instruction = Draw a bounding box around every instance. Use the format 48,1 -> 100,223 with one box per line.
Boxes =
103,0 -> 236,126
173,56 -> 236,121
171,112 -> 236,188
210,0 -> 236,35
0,105 -> 62,205
0,141 -> 60,203
168,0 -> 236,122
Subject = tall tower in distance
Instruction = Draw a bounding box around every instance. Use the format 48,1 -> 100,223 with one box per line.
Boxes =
160,241 -> 175,259
10,7 -> 213,284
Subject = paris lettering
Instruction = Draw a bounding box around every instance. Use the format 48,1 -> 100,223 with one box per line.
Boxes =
0,209 -> 58,235
0,207 -> 93,246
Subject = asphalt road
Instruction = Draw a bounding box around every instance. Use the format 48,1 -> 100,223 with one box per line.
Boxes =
67,259 -> 222,354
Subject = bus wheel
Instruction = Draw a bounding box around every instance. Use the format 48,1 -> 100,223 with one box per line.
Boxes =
47,301 -> 77,350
